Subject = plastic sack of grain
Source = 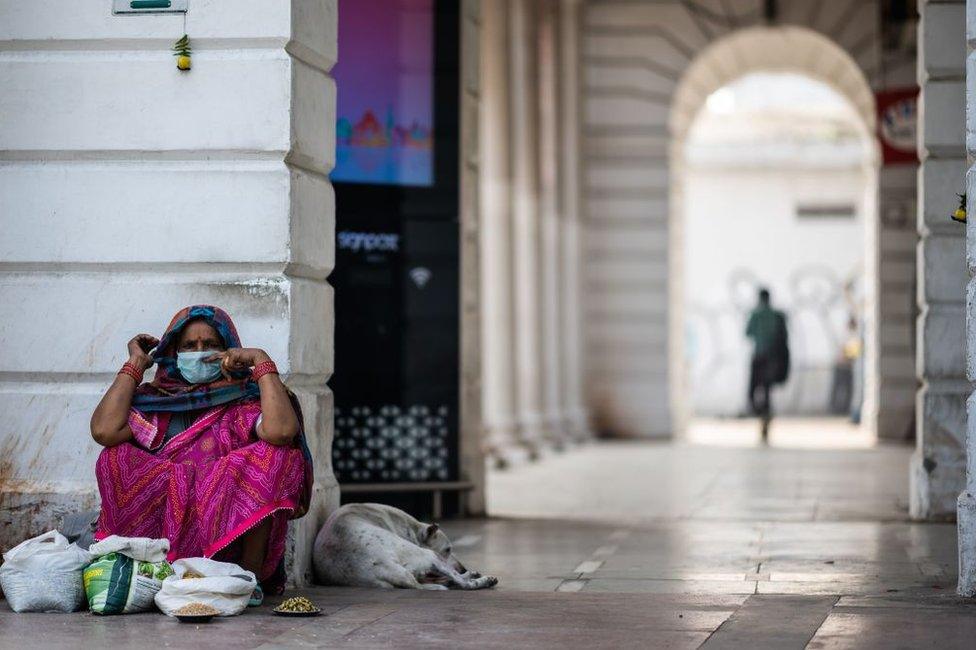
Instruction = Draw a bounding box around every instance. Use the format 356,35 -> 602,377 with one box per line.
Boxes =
0,530 -> 93,612
83,536 -> 174,614
155,558 -> 256,617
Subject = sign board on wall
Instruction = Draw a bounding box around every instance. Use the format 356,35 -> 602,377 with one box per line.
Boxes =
112,0 -> 187,14
876,88 -> 918,165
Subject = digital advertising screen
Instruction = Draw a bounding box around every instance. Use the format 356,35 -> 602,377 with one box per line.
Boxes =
331,0 -> 434,187
331,0 -> 460,499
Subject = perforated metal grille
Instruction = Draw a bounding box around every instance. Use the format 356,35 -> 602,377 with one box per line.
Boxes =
332,404 -> 453,482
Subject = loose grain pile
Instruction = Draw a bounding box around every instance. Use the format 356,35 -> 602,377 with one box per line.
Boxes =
275,596 -> 318,613
174,602 -> 220,616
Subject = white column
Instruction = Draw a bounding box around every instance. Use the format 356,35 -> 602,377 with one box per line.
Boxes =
0,0 -> 338,584
559,0 -> 591,441
912,0 -> 968,521
460,0 -> 486,514
537,0 -> 567,449
958,0 -> 976,595
509,0 -> 546,456
479,0 -> 521,465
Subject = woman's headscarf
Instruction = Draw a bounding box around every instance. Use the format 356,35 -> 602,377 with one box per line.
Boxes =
131,305 -> 260,413
130,304 -> 314,522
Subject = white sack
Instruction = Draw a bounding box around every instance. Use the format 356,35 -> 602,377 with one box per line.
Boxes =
154,557 -> 256,617
0,530 -> 92,612
88,535 -> 170,563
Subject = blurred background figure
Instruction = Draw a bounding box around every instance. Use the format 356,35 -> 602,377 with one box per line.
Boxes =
830,280 -> 865,424
681,71 -> 874,443
746,288 -> 789,441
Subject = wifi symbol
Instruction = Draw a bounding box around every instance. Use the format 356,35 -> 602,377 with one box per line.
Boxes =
409,266 -> 432,288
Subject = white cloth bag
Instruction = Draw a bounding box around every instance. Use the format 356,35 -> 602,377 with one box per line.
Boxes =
154,558 -> 256,617
0,530 -> 93,612
88,535 -> 169,562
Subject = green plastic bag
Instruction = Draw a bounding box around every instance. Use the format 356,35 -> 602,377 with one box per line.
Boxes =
83,552 -> 174,614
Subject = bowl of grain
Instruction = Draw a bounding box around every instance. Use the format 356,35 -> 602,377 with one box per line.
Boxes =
273,596 -> 321,617
174,602 -> 221,623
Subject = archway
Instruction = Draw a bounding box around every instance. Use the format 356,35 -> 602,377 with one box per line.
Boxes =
668,26 -> 881,439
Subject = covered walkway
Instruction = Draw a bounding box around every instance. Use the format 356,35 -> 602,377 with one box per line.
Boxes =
473,420 -> 951,599
6,421 -> 971,649
488,419 -> 907,524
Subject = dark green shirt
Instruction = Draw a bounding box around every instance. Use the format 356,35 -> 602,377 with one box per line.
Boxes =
746,306 -> 786,357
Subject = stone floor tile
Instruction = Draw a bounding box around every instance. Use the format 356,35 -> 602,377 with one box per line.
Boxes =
325,624 -> 712,649
581,578 -> 759,594
755,580 -> 954,596
760,559 -> 930,580
588,569 -> 760,581
833,594 -> 975,609
807,606 -> 976,649
491,578 -> 564,591
700,595 -> 837,649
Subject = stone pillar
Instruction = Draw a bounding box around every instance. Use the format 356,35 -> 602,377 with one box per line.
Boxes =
959,0 -> 976,596
0,0 -> 338,584
559,0 -> 591,441
537,0 -> 568,449
874,163 -> 918,443
460,0 -> 486,514
509,0 -> 546,456
479,0 -> 522,466
912,0 -> 968,521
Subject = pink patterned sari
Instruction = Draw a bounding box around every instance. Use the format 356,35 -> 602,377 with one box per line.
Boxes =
95,399 -> 307,580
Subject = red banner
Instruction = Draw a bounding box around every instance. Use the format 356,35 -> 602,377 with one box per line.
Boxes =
876,88 -> 918,166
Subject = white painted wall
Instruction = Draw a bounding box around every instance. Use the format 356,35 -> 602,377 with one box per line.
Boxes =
682,72 -> 871,417
684,165 -> 868,416
0,0 -> 338,583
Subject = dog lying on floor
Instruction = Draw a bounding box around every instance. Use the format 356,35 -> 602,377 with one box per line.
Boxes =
312,503 -> 498,590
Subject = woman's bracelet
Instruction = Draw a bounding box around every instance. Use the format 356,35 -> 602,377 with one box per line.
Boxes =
118,361 -> 144,384
252,360 -> 279,382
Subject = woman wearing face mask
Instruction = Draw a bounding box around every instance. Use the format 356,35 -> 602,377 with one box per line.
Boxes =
89,305 -> 312,605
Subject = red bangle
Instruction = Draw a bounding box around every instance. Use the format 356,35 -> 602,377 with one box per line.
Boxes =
118,361 -> 144,384
252,360 -> 279,382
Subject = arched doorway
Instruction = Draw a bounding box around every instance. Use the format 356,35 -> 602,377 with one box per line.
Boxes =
668,26 -> 881,439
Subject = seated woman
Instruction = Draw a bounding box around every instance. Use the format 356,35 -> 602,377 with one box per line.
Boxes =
90,305 -> 313,605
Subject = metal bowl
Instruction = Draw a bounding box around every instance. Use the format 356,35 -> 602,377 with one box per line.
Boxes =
176,613 -> 216,623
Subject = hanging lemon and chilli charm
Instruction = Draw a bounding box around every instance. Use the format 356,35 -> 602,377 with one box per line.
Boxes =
951,193 -> 967,224
173,34 -> 191,71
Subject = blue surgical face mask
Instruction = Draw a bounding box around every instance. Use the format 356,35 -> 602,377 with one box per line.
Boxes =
176,350 -> 222,384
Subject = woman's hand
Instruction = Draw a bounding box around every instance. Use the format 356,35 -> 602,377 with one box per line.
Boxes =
126,334 -> 159,371
91,333 -> 154,447
207,348 -> 271,381
208,348 -> 297,445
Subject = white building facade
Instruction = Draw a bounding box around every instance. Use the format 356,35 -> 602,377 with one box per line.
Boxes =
0,0 -> 340,583
1,0 -> 973,590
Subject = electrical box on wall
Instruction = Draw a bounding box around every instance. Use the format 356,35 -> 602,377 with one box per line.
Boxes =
113,0 -> 187,14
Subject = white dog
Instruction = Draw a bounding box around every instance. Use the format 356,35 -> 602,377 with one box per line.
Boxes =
312,503 -> 498,590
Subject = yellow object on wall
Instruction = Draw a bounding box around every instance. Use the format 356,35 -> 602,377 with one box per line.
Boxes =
951,193 -> 966,223
173,34 -> 191,71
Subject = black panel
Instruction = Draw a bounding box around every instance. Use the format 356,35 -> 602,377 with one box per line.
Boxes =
330,0 -> 460,490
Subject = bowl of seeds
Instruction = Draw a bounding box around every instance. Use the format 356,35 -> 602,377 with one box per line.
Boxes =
174,602 -> 220,623
273,596 -> 321,617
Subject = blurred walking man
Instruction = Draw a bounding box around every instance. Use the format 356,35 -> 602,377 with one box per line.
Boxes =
745,288 -> 790,443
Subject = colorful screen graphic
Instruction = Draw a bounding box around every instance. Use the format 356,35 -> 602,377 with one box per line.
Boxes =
331,0 -> 434,187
